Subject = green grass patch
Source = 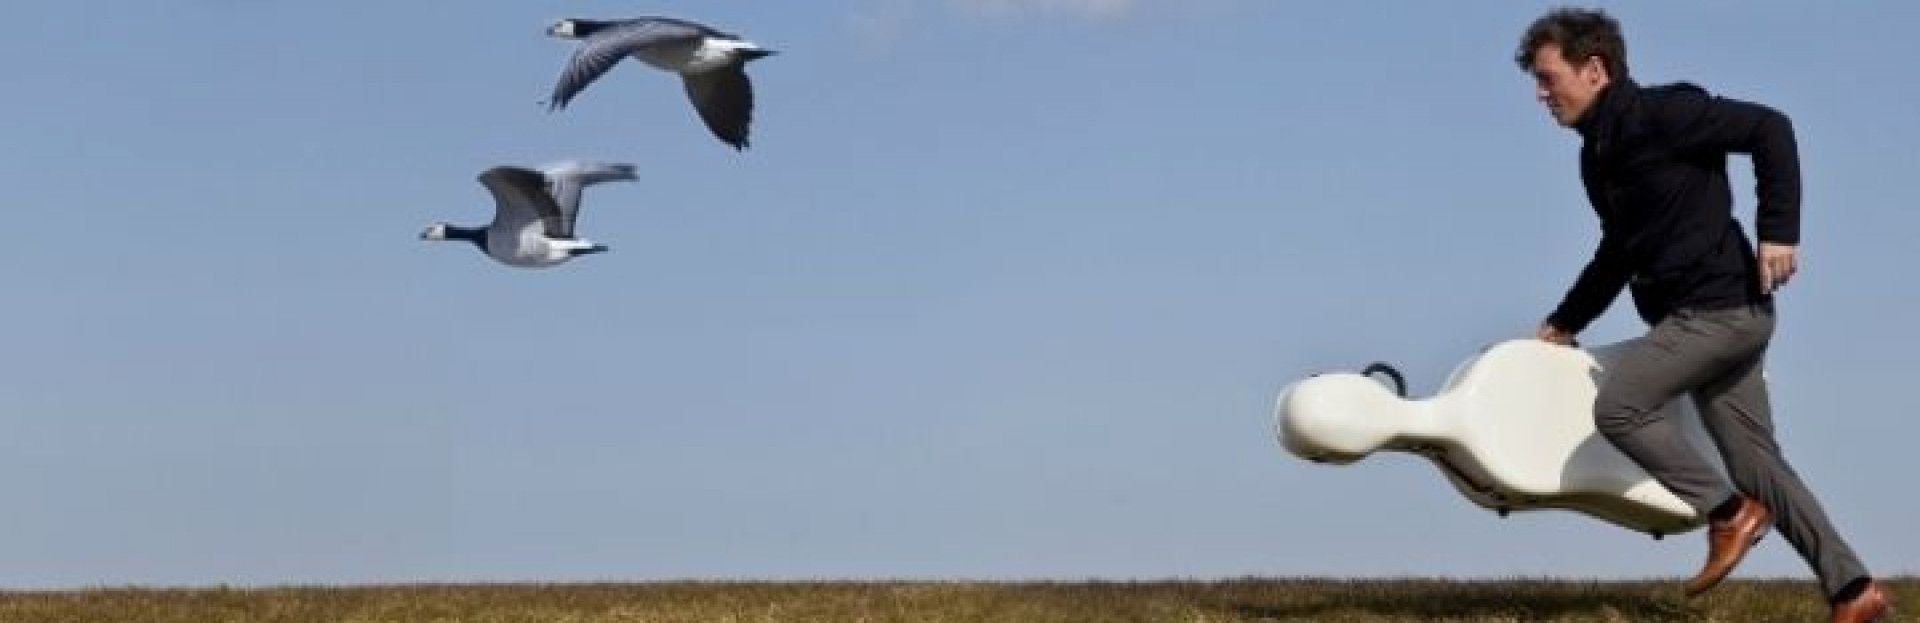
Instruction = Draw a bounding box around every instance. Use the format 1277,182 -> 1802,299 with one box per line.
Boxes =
0,577 -> 1909,622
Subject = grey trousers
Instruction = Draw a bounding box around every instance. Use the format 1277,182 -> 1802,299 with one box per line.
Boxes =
1594,304 -> 1869,599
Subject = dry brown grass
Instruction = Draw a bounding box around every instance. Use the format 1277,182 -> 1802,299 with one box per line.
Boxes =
0,577 -> 1910,622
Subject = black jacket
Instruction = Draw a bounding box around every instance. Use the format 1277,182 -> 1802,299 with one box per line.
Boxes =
1546,78 -> 1802,334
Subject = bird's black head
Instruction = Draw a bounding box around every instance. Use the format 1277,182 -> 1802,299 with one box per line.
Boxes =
547,18 -> 613,40
422,222 -> 488,252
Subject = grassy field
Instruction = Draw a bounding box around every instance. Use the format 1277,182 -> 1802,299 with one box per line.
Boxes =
0,577 -> 1909,622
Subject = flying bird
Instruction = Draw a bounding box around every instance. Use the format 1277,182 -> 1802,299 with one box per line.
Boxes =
545,16 -> 776,151
421,162 -> 638,268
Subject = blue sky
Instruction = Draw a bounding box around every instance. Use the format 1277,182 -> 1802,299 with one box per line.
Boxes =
1,1 -> 1915,587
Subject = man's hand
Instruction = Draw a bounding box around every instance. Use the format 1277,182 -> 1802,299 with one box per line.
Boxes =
1537,321 -> 1577,346
1758,242 -> 1798,294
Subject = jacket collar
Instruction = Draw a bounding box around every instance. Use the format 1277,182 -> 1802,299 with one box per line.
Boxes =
1574,77 -> 1637,141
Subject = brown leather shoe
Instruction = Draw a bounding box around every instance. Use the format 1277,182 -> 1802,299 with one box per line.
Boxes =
1682,495 -> 1771,597
1830,580 -> 1891,623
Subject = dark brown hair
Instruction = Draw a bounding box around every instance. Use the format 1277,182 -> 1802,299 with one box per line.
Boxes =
1516,8 -> 1629,81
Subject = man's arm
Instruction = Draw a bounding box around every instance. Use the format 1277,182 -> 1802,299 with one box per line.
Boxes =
1656,86 -> 1801,245
1544,232 -> 1631,339
1656,86 -> 1802,291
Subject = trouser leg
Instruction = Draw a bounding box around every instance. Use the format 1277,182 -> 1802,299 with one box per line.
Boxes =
1689,323 -> 1871,599
1593,308 -> 1752,515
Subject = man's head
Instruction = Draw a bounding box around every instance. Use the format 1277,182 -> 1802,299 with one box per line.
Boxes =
1516,8 -> 1628,128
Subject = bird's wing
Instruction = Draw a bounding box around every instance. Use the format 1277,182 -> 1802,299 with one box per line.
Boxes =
681,64 -> 755,150
549,19 -> 708,111
478,166 -> 567,237
540,162 -> 638,238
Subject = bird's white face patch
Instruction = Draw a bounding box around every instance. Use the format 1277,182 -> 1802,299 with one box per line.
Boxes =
421,222 -> 448,240
548,19 -> 578,39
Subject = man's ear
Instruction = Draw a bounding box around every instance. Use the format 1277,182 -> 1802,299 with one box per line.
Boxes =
1583,55 -> 1611,85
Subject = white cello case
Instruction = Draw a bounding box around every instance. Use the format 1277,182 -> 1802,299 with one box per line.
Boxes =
1273,338 -> 1728,537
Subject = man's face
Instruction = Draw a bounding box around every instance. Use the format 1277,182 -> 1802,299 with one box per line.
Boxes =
1529,43 -> 1610,127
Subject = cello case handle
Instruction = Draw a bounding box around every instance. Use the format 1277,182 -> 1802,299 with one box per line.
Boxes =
1359,362 -> 1407,398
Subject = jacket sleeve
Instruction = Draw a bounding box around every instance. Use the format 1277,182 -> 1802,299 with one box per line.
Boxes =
1546,232 -> 1630,336
1654,86 -> 1802,244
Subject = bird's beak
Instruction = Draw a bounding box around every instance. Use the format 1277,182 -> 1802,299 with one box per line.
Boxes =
741,49 -> 778,62
574,244 -> 610,256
